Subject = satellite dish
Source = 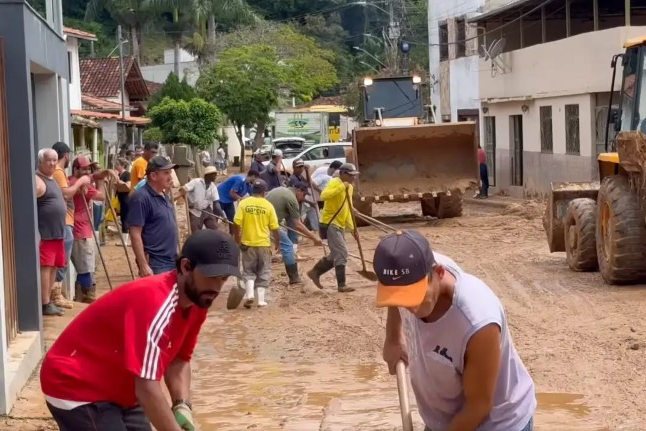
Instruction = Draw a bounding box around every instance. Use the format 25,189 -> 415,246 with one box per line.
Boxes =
488,38 -> 506,60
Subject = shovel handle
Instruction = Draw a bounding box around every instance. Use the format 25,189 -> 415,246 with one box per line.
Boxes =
396,360 -> 414,431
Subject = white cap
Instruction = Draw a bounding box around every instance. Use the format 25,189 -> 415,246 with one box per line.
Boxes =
272,149 -> 283,157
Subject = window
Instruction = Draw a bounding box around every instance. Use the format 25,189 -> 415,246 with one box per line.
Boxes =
565,104 -> 580,154
67,51 -> 73,84
540,106 -> 553,152
329,145 -> 346,158
439,22 -> 449,61
304,146 -> 329,161
456,18 -> 466,58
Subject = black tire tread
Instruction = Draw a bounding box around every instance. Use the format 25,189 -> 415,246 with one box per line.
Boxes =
596,175 -> 646,285
564,198 -> 598,272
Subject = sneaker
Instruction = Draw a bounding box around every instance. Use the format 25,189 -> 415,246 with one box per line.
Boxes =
42,302 -> 64,316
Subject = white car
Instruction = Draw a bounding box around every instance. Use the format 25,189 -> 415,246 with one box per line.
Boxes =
262,142 -> 352,174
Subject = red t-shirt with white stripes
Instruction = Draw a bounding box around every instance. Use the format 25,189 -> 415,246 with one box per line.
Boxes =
40,271 -> 208,408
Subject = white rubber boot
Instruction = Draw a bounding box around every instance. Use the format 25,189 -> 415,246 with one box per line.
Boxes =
122,233 -> 130,247
257,287 -> 267,307
243,280 -> 254,308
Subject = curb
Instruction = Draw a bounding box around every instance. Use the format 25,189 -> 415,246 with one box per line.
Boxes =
464,197 -> 515,209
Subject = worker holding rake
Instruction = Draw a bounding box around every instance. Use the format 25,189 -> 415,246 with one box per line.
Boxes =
40,229 -> 241,431
375,230 -> 536,431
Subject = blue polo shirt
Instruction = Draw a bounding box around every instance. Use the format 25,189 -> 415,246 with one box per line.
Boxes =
217,175 -> 251,204
128,183 -> 178,272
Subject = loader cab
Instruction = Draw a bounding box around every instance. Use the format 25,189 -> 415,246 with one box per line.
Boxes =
615,41 -> 646,133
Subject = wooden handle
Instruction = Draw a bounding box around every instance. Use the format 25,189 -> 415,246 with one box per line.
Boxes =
395,360 -> 414,431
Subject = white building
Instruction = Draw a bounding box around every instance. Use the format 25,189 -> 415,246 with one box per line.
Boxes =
428,0 -> 484,127
140,48 -> 199,86
471,0 -> 646,196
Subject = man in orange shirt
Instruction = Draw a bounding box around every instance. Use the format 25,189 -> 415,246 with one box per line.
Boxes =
51,142 -> 91,309
130,142 -> 159,191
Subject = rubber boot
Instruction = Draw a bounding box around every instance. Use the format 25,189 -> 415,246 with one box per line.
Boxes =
51,281 -> 73,309
122,233 -> 130,247
285,263 -> 303,285
306,258 -> 335,289
74,282 -> 84,303
257,287 -> 267,307
335,265 -> 355,293
243,280 -> 255,309
83,287 -> 97,304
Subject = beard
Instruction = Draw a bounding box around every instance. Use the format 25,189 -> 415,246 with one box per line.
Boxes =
64,158 -> 69,169
184,279 -> 219,309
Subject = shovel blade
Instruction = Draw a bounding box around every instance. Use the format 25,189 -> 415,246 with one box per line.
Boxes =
226,278 -> 246,310
358,270 -> 378,282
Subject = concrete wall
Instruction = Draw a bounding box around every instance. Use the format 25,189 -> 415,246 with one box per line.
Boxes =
0,0 -> 68,414
140,62 -> 199,86
66,36 -> 81,110
480,26 -> 646,101
428,0 -> 484,122
484,94 -> 596,197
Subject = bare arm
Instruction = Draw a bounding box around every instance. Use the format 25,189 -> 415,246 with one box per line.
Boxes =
164,359 -> 191,401
135,379 -> 183,431
385,307 -> 404,342
129,226 -> 152,276
447,324 -> 502,431
35,175 -> 45,198
271,228 -> 280,251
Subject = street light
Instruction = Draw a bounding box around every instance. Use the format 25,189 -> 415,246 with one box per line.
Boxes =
353,46 -> 387,68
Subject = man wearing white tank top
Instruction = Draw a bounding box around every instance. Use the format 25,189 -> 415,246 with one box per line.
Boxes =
373,230 -> 536,431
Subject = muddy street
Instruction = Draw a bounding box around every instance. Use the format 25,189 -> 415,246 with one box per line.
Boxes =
6,198 -> 646,430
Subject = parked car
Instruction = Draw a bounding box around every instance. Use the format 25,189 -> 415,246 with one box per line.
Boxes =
263,142 -> 351,175
272,137 -> 306,159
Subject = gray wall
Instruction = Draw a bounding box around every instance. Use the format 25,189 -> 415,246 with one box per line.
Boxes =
0,0 -> 68,333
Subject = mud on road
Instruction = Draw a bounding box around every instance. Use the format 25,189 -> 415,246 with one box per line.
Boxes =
6,198 -> 646,430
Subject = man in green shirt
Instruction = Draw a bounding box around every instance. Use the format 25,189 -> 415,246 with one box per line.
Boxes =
266,184 -> 322,284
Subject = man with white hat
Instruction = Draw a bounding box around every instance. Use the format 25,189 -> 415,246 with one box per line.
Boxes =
260,148 -> 284,191
179,166 -> 225,233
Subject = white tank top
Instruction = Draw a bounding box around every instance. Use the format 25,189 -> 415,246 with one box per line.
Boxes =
401,253 -> 536,431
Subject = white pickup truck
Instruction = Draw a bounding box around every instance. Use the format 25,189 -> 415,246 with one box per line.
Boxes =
263,142 -> 351,174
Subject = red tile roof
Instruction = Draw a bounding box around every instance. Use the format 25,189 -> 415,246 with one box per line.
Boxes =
80,57 -> 150,102
82,95 -> 134,112
145,80 -> 163,95
71,110 -> 151,125
64,27 -> 98,41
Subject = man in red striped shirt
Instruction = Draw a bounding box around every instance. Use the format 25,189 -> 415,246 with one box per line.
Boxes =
40,229 -> 240,431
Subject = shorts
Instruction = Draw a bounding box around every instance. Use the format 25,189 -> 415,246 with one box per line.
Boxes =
241,246 -> 272,288
71,238 -> 96,274
40,239 -> 66,268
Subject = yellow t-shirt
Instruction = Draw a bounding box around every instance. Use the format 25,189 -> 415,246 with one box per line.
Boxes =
234,196 -> 279,247
53,167 -> 74,226
130,157 -> 148,191
320,177 -> 354,230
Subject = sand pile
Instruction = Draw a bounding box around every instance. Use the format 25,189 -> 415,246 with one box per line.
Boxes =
501,201 -> 545,220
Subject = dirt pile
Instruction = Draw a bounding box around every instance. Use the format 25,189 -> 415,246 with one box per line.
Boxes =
501,200 -> 545,220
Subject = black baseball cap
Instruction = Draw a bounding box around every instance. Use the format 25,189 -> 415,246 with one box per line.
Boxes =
251,178 -> 268,194
329,160 -> 343,170
52,142 -> 71,157
373,230 -> 435,308
180,229 -> 240,278
292,158 -> 305,168
146,156 -> 179,175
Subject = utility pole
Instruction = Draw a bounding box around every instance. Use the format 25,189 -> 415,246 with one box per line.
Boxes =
386,0 -> 400,73
117,25 -> 126,121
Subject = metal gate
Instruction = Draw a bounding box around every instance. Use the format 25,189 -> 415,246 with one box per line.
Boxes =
0,39 -> 18,345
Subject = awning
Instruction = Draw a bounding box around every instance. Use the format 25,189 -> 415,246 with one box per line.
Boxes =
71,115 -> 100,129
467,0 -> 544,24
70,109 -> 151,126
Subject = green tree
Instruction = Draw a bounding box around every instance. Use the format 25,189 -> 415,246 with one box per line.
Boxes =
147,72 -> 198,110
147,97 -> 222,150
197,44 -> 286,171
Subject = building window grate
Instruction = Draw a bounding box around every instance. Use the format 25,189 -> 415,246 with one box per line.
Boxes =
540,106 -> 553,153
439,22 -> 449,61
456,18 -> 466,58
565,104 -> 580,155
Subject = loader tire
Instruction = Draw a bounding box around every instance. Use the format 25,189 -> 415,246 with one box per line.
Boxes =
596,175 -> 646,285
564,198 -> 598,272
353,199 -> 372,228
421,193 -> 463,219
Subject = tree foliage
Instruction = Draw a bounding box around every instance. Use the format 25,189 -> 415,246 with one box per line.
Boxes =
197,44 -> 285,170
147,97 -> 222,149
208,22 -> 338,102
147,73 -> 198,110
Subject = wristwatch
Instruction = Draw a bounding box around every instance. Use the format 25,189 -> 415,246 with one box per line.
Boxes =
172,399 -> 192,410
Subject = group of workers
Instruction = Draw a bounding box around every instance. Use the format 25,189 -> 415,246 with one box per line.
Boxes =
36,142 -> 538,431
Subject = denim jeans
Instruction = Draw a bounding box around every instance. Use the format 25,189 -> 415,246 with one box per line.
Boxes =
93,202 -> 104,232
479,163 -> 489,197
278,227 -> 296,265
285,218 -> 300,244
302,203 -> 319,231
424,417 -> 532,431
221,202 -> 236,222
55,225 -> 74,282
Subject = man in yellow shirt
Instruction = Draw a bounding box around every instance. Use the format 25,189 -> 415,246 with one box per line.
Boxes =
130,142 -> 159,191
307,163 -> 359,293
233,179 -> 280,308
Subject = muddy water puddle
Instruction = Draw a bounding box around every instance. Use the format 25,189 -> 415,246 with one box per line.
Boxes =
191,312 -> 609,430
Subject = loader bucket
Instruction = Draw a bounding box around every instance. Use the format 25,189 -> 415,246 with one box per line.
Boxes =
544,181 -> 600,253
352,122 -> 479,197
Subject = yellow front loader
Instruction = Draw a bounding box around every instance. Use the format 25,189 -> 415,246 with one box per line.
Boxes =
544,37 -> 646,285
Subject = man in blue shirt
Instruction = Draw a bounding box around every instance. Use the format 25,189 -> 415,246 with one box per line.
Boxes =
217,170 -> 260,228
128,156 -> 180,276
